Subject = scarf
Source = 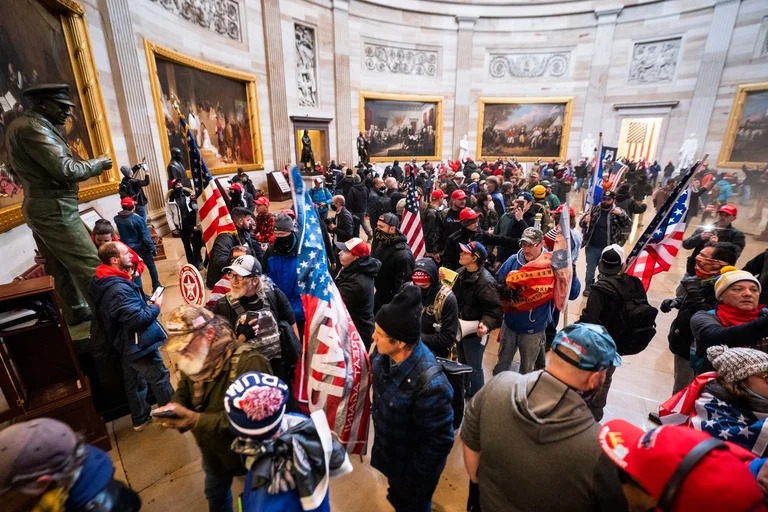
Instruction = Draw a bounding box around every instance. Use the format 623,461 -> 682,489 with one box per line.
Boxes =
373,228 -> 400,246
694,254 -> 730,279
715,302 -> 759,327
94,263 -> 131,281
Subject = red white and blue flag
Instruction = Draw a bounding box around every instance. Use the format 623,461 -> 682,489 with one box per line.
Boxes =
402,174 -> 426,259
291,167 -> 371,454
179,113 -> 236,251
626,187 -> 690,291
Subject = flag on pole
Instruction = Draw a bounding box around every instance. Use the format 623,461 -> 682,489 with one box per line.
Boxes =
402,174 -> 426,259
178,112 -> 236,251
551,200 -> 573,311
608,161 -> 628,187
626,187 -> 690,291
291,167 -> 371,454
585,134 -> 605,211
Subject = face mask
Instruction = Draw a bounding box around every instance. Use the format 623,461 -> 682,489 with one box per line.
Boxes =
744,385 -> 768,402
330,204 -> 338,212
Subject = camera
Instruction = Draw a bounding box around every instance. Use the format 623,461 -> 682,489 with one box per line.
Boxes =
323,217 -> 334,226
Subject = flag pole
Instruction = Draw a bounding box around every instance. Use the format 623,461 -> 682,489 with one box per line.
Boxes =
562,190 -> 571,327
625,154 -> 708,269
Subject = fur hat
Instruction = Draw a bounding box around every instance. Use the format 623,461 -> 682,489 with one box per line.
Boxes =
707,345 -> 768,382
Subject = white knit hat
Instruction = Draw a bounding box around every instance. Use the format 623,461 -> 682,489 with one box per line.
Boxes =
707,345 -> 768,382
714,267 -> 761,300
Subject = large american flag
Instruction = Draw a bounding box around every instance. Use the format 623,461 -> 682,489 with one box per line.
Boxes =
626,187 -> 690,291
608,161 -> 628,187
291,167 -> 371,454
659,372 -> 768,456
179,113 -> 236,251
402,174 -> 425,259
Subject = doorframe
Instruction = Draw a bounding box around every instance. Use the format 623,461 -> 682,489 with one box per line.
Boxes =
611,101 -> 679,163
291,116 -> 332,169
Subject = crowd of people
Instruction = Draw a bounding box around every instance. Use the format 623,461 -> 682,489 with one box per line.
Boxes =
7,146 -> 768,512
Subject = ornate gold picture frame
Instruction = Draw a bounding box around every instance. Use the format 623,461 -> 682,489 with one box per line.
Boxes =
144,41 -> 264,176
718,82 -> 768,168
477,97 -> 573,162
359,92 -> 442,162
0,0 -> 119,233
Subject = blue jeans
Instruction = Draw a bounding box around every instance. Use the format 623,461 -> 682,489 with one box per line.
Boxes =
203,462 -> 234,512
123,349 -> 173,426
457,333 -> 486,398
574,177 -> 584,192
134,204 -> 147,219
493,324 -> 545,375
584,244 -> 604,288
135,247 -> 162,291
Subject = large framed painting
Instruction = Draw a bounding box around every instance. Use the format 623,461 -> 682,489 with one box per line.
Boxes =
145,41 -> 264,176
718,82 -> 768,168
477,97 -> 573,162
359,92 -> 442,162
0,0 -> 118,233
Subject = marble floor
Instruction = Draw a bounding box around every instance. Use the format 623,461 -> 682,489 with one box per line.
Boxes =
104,197 -> 768,511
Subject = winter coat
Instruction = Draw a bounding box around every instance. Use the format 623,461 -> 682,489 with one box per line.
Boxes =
665,276 -> 718,360
264,235 -> 303,322
743,249 -> 768,306
682,225 -> 746,276
114,210 -> 155,253
335,255 -> 381,347
579,204 -> 632,249
691,309 -> 768,373
330,207 -> 355,243
371,341 -> 454,501
454,266 -> 501,332
416,259 -> 459,359
366,188 -> 392,228
165,188 -> 197,230
206,229 -> 263,288
345,182 -> 368,215
309,186 -> 333,216
371,234 -> 415,311
495,249 -> 553,334
119,175 -> 149,206
422,205 -> 443,255
90,272 -> 165,362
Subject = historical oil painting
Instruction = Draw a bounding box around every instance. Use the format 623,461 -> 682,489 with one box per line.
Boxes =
719,83 -> 768,167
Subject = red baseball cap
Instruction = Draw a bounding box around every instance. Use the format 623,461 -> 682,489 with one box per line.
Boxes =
718,204 -> 738,216
459,207 -> 480,222
255,196 -> 270,206
431,189 -> 445,200
553,205 -> 575,218
451,190 -> 466,200
335,237 -> 370,257
120,196 -> 135,208
599,420 -> 765,512
229,182 -> 243,192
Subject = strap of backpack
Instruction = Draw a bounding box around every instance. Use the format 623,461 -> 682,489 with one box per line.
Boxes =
226,295 -> 248,317
606,277 -> 631,302
414,364 -> 444,396
429,285 -> 451,324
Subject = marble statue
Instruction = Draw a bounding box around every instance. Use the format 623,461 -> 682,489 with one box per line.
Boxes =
581,133 -> 595,159
301,130 -> 315,169
678,133 -> 698,170
459,134 -> 469,162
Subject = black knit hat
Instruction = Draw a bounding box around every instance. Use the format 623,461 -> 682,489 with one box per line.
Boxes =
375,284 -> 422,344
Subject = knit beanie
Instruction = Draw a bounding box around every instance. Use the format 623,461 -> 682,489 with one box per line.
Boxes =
707,345 -> 768,382
375,284 -> 422,344
714,267 -> 761,300
224,372 -> 289,439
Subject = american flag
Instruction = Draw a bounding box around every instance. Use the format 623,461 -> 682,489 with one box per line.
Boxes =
585,139 -> 607,211
179,113 -> 236,251
659,372 -> 768,456
626,187 -> 690,291
608,161 -> 628,187
551,201 -> 572,311
402,174 -> 425,259
290,167 -> 371,454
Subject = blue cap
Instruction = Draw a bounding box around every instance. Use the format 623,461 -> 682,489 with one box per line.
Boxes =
459,241 -> 488,261
224,372 -> 289,439
551,323 -> 621,371
518,192 -> 533,202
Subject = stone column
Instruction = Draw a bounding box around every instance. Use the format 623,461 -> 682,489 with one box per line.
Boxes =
452,16 -> 477,160
581,5 -> 623,145
262,0 -> 292,168
99,0 -> 165,217
332,0 -> 353,164
682,0 -> 741,152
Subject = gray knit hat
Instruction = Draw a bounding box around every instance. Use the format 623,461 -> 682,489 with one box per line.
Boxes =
707,345 -> 768,382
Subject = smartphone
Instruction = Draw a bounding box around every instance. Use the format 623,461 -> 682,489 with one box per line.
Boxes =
516,199 -> 526,209
151,409 -> 181,419
149,286 -> 165,303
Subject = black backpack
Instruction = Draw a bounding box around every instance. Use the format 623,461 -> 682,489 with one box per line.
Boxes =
118,178 -> 137,200
606,280 -> 658,355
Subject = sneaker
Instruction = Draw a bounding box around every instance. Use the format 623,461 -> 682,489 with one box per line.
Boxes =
133,418 -> 152,432
648,411 -> 661,425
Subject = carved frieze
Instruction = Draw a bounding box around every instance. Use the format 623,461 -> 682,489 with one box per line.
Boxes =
150,0 -> 241,40
628,38 -> 681,84
295,24 -> 318,107
488,52 -> 570,79
363,43 -> 438,76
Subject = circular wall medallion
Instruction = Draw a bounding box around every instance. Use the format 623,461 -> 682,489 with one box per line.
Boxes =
179,264 -> 205,306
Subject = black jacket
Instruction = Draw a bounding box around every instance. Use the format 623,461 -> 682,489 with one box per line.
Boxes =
330,207 -> 355,243
206,229 -> 263,288
416,259 -> 459,358
744,249 -> 768,306
683,225 -> 746,275
422,205 -> 443,255
372,234 -> 415,312
453,267 -> 501,332
579,273 -> 646,353
346,182 -> 368,215
442,227 -> 519,271
367,188 -> 391,228
335,255 -> 381,348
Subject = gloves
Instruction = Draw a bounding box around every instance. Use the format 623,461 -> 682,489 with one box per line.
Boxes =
236,315 -> 256,341
660,298 -> 680,313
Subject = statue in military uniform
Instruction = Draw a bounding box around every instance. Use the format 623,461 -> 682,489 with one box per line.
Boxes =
6,84 -> 113,324
357,131 -> 370,165
166,147 -> 191,189
300,130 -> 315,169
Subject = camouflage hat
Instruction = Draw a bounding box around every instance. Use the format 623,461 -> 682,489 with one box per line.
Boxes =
164,305 -> 215,352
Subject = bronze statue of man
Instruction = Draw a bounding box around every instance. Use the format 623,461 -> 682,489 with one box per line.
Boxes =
357,131 -> 370,165
300,129 -> 315,169
166,147 -> 191,189
6,84 -> 113,324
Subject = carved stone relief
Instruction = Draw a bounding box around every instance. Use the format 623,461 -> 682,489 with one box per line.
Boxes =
363,43 -> 438,76
628,38 -> 681,84
150,0 -> 241,40
295,24 -> 318,107
488,52 -> 570,79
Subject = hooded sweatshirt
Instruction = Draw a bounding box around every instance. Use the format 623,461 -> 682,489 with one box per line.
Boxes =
414,258 -> 459,358
461,371 -> 627,512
